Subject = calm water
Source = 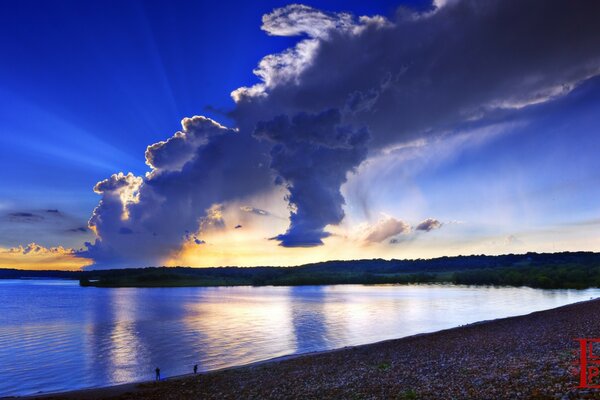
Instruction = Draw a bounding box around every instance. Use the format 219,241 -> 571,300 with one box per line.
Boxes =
1,280 -> 599,396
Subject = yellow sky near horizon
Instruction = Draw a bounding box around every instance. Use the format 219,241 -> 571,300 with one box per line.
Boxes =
3,203 -> 600,271
0,243 -> 92,271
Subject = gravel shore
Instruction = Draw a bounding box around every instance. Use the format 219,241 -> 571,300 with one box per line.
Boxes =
31,298 -> 600,400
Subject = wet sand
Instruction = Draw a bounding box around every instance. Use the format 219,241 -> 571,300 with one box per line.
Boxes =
24,298 -> 600,399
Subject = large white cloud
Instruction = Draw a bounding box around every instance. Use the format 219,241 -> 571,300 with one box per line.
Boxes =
80,117 -> 272,268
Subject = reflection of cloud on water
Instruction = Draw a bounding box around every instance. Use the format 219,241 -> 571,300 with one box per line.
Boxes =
83,289 -> 152,384
84,288 -> 205,384
77,285 -> 590,388
107,295 -> 146,382
289,286 -> 330,353
181,287 -> 295,369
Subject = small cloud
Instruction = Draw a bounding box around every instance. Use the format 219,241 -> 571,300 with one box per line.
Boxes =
240,206 -> 270,216
199,204 -> 226,231
235,224 -> 242,229
364,216 -> 411,243
119,227 -> 133,234
184,231 -> 206,245
46,209 -> 60,214
505,235 -> 523,246
68,226 -> 88,233
7,212 -> 44,222
415,218 -> 442,232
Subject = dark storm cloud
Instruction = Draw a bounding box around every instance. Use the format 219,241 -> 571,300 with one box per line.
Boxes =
233,0 -> 600,150
82,0 -> 600,266
228,0 -> 600,247
255,109 -> 369,247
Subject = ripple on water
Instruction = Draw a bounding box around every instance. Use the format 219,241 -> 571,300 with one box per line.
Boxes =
1,281 -> 599,396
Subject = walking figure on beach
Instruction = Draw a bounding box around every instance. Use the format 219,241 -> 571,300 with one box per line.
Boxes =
155,367 -> 160,381
194,364 -> 198,374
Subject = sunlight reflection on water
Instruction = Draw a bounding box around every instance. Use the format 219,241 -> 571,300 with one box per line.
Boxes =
1,280 -> 598,396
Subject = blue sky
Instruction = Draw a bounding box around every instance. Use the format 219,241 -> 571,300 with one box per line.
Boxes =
1,0 -> 599,269
0,0 -> 428,217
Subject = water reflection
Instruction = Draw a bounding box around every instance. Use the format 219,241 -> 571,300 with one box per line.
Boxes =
289,286 -> 329,352
181,287 -> 295,371
1,280 -> 599,396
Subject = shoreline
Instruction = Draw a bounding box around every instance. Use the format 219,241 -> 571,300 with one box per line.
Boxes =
20,350 -> 345,400
5,251 -> 600,290
22,297 -> 600,399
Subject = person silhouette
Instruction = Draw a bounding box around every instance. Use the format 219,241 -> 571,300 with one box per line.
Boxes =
155,367 -> 160,381
193,364 -> 198,374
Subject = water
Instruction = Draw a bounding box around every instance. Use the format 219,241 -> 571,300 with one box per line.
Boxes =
1,280 -> 598,396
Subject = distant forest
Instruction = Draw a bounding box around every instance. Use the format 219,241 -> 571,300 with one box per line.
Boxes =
2,251 -> 600,289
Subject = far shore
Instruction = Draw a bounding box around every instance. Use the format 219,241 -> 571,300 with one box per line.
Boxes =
22,297 -> 600,400
4,251 -> 600,289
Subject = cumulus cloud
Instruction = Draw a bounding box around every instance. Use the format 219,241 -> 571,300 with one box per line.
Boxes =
81,0 -> 600,267
232,5 -> 389,103
364,216 -> 411,243
4,243 -> 68,255
79,117 -> 271,268
90,172 -> 143,223
144,116 -> 231,173
255,109 -> 369,247
0,243 -> 91,270
416,218 -> 442,232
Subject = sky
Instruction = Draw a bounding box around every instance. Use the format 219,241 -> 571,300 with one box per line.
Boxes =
1,0 -> 599,270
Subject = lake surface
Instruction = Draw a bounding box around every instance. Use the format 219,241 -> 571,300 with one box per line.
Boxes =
1,280 -> 599,396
